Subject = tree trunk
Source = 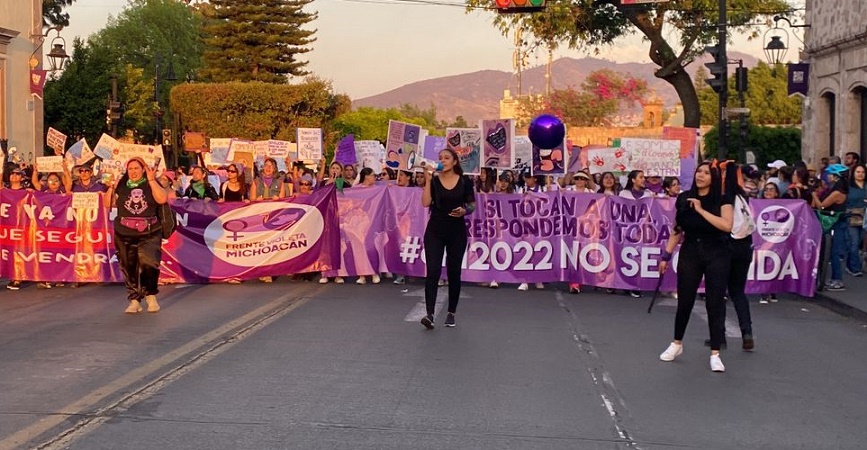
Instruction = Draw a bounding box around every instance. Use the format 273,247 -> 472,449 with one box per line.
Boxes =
661,69 -> 701,128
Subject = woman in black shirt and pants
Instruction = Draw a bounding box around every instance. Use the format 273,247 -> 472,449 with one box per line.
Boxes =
658,161 -> 733,372
420,148 -> 476,329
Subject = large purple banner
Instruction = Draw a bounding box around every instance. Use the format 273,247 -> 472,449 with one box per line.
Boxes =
0,186 -> 341,283
364,187 -> 819,296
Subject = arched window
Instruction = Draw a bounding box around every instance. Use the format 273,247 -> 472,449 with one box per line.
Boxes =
822,92 -> 837,156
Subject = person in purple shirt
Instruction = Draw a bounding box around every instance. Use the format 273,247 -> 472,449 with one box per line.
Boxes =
63,163 -> 109,194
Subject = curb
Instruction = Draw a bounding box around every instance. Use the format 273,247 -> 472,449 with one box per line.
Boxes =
812,292 -> 867,324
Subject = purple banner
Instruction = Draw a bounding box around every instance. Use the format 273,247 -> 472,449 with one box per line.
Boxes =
321,184 -> 389,278
161,185 -> 341,282
788,63 -> 810,97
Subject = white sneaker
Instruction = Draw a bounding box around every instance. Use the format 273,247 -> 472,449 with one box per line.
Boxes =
371,274 -> 381,284
710,354 -> 725,372
318,277 -> 328,284
517,283 -> 529,291
438,279 -> 445,286
659,342 -> 683,361
534,282 -> 545,290
335,277 -> 345,284
489,281 -> 499,289
356,277 -> 367,285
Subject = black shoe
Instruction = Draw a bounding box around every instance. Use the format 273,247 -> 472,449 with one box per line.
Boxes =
6,280 -> 21,290
420,315 -> 434,330
742,334 -> 754,351
444,313 -> 456,327
703,338 -> 728,349
630,290 -> 642,298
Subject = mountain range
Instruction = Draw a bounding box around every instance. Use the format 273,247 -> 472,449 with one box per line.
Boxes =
353,52 -> 760,123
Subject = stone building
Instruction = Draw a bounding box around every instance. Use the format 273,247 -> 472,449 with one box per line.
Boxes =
0,0 -> 46,163
801,0 -> 867,163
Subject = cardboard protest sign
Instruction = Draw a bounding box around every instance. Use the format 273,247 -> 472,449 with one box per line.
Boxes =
297,128 -> 323,161
445,127 -> 481,175
480,119 -> 514,169
206,138 -> 232,166
184,132 -> 207,153
36,156 -> 64,173
620,138 -> 681,177
46,127 -> 67,155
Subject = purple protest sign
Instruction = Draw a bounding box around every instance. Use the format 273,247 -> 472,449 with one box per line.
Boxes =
160,185 -> 341,282
423,136 -> 446,161
481,119 -> 514,169
334,134 -> 357,166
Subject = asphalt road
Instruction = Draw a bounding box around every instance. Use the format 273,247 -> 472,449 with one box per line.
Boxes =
1,279 -> 866,449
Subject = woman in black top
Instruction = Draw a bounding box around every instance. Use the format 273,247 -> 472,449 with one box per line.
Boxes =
113,157 -> 169,314
420,148 -> 476,329
219,163 -> 248,202
183,166 -> 219,200
813,164 -> 849,291
658,161 -> 733,372
722,162 -> 754,351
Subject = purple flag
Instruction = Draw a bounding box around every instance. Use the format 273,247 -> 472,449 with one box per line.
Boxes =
788,63 -> 809,97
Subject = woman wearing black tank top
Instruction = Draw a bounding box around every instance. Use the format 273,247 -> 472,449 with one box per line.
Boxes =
219,163 -> 248,203
419,148 -> 476,329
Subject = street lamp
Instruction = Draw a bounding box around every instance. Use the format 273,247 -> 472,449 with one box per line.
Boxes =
764,15 -> 811,65
29,25 -> 69,72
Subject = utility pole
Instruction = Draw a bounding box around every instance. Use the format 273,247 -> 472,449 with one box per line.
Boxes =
110,76 -> 119,139
514,28 -> 523,96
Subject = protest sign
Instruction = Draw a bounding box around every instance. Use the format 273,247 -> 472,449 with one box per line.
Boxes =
335,135 -> 357,166
184,132 -> 207,152
36,156 -> 64,173
356,140 -> 384,174
71,192 -> 101,210
586,146 -> 628,174
46,127 -> 67,155
65,139 -> 95,168
513,136 -> 532,172
620,138 -> 681,177
480,119 -> 514,169
386,120 -> 422,170
93,134 -> 119,160
297,128 -> 323,161
445,127 -> 482,175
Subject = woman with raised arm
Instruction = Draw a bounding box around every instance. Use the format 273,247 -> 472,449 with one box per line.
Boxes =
419,148 -> 475,329
658,161 -> 733,372
112,157 -> 168,314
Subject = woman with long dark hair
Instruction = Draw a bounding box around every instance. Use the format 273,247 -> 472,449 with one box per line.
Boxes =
420,148 -> 476,329
813,164 -> 850,291
113,157 -> 169,314
218,163 -> 248,202
476,167 -> 496,193
720,162 -> 755,351
658,161 -> 733,372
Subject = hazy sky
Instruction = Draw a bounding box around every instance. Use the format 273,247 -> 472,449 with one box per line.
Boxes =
61,0 -> 804,99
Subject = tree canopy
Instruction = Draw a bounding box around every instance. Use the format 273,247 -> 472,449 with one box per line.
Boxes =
199,0 -> 317,83
466,0 -> 797,128
697,61 -> 803,126
42,0 -> 75,27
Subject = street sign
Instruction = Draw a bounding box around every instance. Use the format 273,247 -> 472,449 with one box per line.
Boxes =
724,107 -> 751,116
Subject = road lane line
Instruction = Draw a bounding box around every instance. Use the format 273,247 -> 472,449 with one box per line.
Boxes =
1,286 -> 319,450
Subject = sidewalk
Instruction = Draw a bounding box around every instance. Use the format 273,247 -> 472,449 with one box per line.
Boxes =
813,270 -> 867,324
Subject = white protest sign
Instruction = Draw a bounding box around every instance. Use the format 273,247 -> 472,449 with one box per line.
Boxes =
72,192 -> 101,210
65,138 -> 95,168
46,127 -> 67,155
355,140 -> 384,174
36,156 -> 64,173
297,128 -> 323,161
620,138 -> 681,177
586,147 -> 628,174
513,136 -> 532,172
93,134 -> 119,160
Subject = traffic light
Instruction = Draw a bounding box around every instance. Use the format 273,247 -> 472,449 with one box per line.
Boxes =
106,99 -> 122,127
704,45 -> 727,94
495,0 -> 545,14
162,129 -> 173,148
735,67 -> 749,93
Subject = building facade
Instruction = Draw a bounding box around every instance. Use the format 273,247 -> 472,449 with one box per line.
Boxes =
802,0 -> 867,163
0,0 -> 44,163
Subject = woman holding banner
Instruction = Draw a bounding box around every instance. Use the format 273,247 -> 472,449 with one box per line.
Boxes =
420,148 -> 475,329
658,161 -> 733,372
112,157 -> 168,314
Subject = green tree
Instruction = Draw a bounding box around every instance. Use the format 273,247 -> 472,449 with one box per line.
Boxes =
199,0 -> 317,83
704,124 -> 801,165
331,107 -> 427,143
519,69 -> 647,126
43,38 -> 115,149
697,61 -> 802,125
466,0 -> 794,128
43,0 -> 76,27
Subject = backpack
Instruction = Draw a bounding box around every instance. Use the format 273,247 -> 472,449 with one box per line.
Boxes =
731,194 -> 756,239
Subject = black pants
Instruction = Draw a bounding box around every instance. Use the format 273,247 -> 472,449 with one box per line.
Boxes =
115,231 -> 162,302
674,238 -> 731,351
423,218 -> 468,316
728,238 -> 753,336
